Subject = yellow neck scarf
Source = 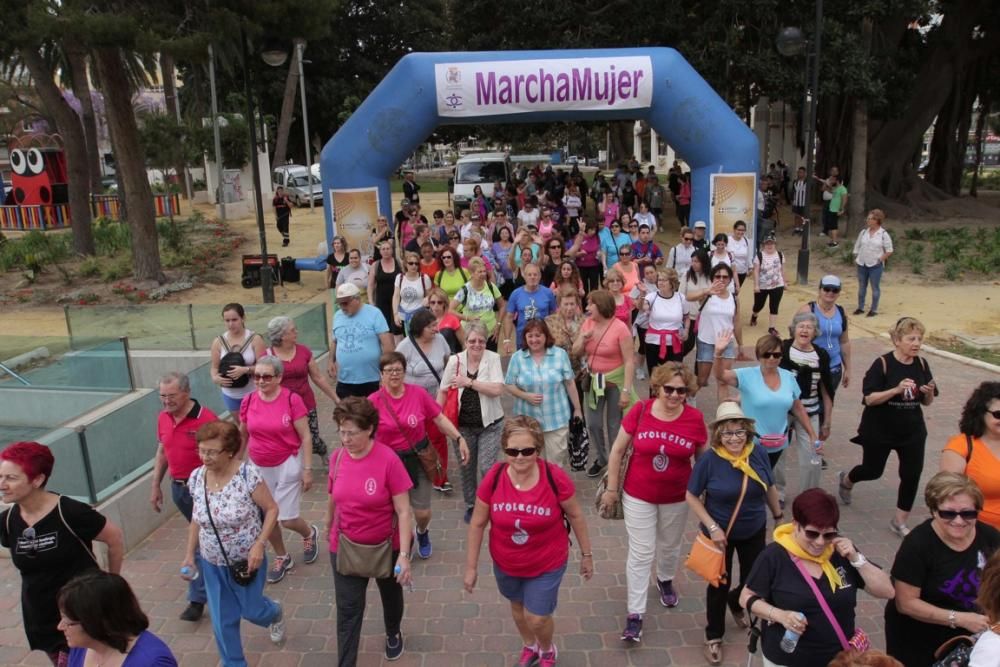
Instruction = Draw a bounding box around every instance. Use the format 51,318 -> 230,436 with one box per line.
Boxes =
773,523 -> 844,591
712,443 -> 767,491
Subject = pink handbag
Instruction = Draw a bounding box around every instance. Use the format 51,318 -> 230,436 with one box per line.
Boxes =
790,556 -> 871,652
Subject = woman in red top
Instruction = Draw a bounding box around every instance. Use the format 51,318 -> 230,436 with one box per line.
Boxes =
599,362 -> 708,642
464,416 -> 594,667
266,316 -> 338,464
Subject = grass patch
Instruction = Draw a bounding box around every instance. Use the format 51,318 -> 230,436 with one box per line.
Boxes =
389,178 -> 450,195
893,226 -> 1000,279
930,337 -> 1000,367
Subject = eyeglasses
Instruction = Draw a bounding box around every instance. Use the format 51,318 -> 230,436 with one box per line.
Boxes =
937,509 -> 979,522
821,286 -> 841,293
253,373 -> 275,382
338,429 -> 364,440
548,244 -> 561,249
989,410 -> 1000,420
382,367 -> 405,375
198,448 -> 225,458
720,429 -> 747,439
760,352 -> 782,359
802,528 -> 840,542
428,299 -> 446,305
504,447 -> 538,457
661,386 -> 688,395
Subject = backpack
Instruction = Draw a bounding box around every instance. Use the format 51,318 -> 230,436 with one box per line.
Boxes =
397,272 -> 431,299
460,280 -> 501,312
756,250 -> 785,266
218,333 -> 257,389
440,327 -> 463,355
490,460 -> 571,539
808,301 -> 845,333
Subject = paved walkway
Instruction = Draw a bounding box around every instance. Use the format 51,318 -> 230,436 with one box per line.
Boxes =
2,337 -> 997,666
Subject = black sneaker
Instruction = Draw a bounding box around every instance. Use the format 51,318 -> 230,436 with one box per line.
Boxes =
821,457 -> 829,471
587,461 -> 606,478
853,308 -> 865,315
385,632 -> 404,661
179,601 -> 204,622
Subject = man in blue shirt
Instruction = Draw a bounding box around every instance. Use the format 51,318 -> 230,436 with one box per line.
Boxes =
501,262 -> 556,354
328,283 -> 394,398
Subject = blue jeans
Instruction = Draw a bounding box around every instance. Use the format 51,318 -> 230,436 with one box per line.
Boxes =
171,481 -> 207,604
857,263 -> 884,312
201,556 -> 281,667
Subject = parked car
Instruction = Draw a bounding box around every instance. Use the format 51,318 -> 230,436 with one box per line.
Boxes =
450,152 -> 510,215
273,165 -> 322,207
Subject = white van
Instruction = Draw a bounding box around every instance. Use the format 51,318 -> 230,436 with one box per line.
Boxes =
450,152 -> 510,215
272,164 -> 322,207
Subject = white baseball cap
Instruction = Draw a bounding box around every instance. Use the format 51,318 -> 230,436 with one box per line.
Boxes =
336,283 -> 360,299
693,220 -> 707,229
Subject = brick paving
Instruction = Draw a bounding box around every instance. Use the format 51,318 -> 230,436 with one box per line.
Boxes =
2,336 -> 997,666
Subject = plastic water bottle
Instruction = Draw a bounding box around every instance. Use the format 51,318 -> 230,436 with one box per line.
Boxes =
180,565 -> 199,581
394,564 -> 413,592
810,440 -> 823,467
780,612 -> 805,653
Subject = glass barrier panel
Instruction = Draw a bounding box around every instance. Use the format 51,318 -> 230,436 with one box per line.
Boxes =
79,390 -> 160,502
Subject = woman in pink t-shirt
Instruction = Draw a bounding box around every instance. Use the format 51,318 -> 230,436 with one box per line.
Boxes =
328,397 -> 414,664
266,316 -> 338,464
598,362 -> 708,642
239,355 -> 316,585
464,416 -> 594,667
572,288 -> 636,479
369,351 -> 468,562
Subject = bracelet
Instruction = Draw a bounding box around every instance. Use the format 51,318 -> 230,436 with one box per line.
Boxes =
948,610 -> 957,629
581,552 -> 593,558
707,524 -> 720,532
849,553 -> 867,568
399,551 -> 411,561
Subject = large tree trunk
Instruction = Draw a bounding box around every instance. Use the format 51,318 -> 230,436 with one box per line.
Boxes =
65,44 -> 104,194
19,48 -> 95,256
94,47 -> 165,282
847,18 -> 873,230
970,96 -> 991,197
270,42 -> 301,169
926,60 -> 978,196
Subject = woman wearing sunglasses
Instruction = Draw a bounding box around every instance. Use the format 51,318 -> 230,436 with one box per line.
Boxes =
0,442 -> 124,667
686,403 -> 779,665
797,274 -> 851,396
884,472 -> 1000,667
464,416 -> 593,667
540,235 -> 566,287
391,252 -> 433,335
369,239 -> 403,339
239,355 -> 316,585
433,247 -> 470,301
940,382 -> 1000,530
600,363 -> 707,643
741,488 -> 894,667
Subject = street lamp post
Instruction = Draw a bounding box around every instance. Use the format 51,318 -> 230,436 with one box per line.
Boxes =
239,22 -> 274,303
777,0 -> 823,285
295,39 -> 315,212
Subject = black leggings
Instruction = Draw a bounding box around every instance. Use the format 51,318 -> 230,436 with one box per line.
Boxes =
848,439 -> 926,512
752,287 -> 785,316
644,338 -> 684,375
706,526 -> 766,640
579,265 -> 603,295
331,551 -> 404,667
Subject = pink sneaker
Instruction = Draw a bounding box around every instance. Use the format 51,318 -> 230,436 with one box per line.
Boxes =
538,646 -> 558,667
516,644 -> 540,667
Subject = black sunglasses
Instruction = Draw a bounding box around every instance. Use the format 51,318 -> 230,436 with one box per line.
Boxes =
504,447 -> 537,458
990,410 -> 1000,420
760,352 -> 782,359
821,286 -> 841,293
937,509 -> 979,522
661,386 -> 688,395
802,528 -> 839,541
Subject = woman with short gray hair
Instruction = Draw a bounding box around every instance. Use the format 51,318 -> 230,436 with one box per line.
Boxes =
436,322 -> 505,524
239,353 -> 318,584
266,316 -> 338,463
778,311 -> 834,495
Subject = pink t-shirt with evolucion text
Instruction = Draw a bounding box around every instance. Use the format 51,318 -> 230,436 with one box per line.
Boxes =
621,400 -> 707,504
476,460 -> 574,577
240,387 -> 308,467
328,444 -> 413,553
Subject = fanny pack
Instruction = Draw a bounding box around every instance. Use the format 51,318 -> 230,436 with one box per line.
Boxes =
758,434 -> 788,450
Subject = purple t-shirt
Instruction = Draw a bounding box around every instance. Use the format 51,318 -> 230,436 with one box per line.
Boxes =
68,630 -> 177,666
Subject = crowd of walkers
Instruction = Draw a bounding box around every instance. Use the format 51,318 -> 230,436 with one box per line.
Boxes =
3,166 -> 999,667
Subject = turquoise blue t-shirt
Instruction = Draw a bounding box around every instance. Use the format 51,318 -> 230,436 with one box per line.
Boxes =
599,229 -> 627,267
734,366 -> 800,450
332,303 -> 390,384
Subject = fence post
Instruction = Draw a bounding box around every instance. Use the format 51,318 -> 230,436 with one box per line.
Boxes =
77,427 -> 99,504
188,304 -> 197,350
120,336 -> 137,391
64,305 -> 75,349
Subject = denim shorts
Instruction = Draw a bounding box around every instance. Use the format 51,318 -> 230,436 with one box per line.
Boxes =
221,392 -> 244,414
696,338 -> 737,363
493,562 -> 567,616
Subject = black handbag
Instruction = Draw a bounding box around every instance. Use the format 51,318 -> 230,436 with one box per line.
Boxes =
931,634 -> 975,667
203,467 -> 258,586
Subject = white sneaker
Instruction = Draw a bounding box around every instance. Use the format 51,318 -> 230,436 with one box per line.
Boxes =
269,602 -> 286,645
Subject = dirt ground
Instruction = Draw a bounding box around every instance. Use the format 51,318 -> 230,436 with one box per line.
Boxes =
2,191 -> 998,343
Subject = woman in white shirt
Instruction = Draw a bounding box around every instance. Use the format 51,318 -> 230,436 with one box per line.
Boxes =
970,550 -> 1000,667
679,249 -> 712,358
634,201 -> 656,231
392,252 -> 433,334
726,221 -> 751,287
688,262 -> 743,402
852,208 -> 893,317
640,269 -> 687,385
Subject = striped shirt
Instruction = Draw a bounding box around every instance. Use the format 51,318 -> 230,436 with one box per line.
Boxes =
792,179 -> 807,207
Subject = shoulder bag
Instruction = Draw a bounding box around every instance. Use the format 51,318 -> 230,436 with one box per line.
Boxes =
442,356 -> 461,426
202,467 -> 256,586
330,449 -> 395,579
380,389 -> 441,484
790,555 -> 871,652
684,473 -> 748,587
594,400 -> 647,520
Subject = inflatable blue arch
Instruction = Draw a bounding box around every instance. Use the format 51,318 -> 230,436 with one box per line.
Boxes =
316,47 -> 757,264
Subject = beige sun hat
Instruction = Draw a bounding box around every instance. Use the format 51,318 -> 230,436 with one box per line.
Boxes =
708,401 -> 757,430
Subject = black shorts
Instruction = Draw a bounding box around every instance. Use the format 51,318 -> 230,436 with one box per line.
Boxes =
792,205 -> 806,217
822,209 -> 840,231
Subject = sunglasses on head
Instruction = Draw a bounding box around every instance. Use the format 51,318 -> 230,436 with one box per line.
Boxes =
504,447 -> 537,458
760,352 -> 782,359
19,526 -> 37,556
802,528 -> 839,541
937,509 -> 979,521
821,286 -> 841,293
661,385 -> 688,395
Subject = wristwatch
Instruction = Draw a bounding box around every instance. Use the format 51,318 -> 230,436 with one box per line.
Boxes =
399,551 -> 411,561
849,553 -> 868,568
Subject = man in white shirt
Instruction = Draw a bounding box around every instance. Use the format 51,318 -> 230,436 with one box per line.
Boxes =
516,196 -> 540,230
